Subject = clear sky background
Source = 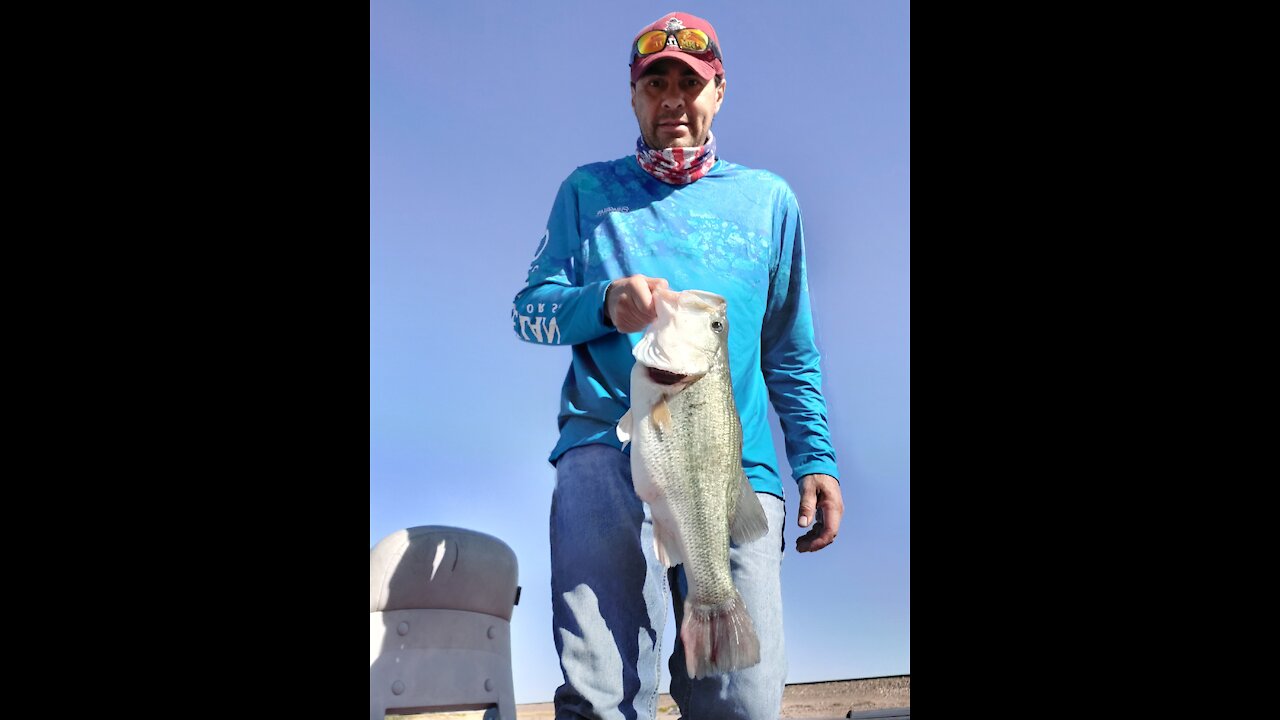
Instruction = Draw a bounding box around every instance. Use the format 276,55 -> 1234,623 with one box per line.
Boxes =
371,0 -> 909,704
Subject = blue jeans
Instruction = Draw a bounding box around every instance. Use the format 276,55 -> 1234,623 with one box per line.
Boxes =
550,444 -> 787,720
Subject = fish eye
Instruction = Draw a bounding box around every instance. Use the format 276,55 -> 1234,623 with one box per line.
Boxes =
710,320 -> 724,333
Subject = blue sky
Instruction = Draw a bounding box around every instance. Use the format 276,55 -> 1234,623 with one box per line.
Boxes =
371,0 -> 909,704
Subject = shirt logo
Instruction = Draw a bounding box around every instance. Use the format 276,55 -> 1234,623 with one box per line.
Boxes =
596,206 -> 630,217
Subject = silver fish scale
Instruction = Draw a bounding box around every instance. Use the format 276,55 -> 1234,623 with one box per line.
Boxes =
639,353 -> 743,606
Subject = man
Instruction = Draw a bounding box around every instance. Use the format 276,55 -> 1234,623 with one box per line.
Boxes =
511,11 -> 844,720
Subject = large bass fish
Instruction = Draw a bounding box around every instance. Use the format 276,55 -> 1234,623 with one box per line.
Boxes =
616,288 -> 769,679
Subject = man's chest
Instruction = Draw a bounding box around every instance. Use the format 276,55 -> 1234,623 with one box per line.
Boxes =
580,201 -> 774,289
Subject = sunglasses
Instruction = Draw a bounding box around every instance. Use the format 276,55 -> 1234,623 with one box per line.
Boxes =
631,28 -> 722,66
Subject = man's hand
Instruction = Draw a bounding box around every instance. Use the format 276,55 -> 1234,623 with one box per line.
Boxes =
606,275 -> 670,333
796,473 -> 844,553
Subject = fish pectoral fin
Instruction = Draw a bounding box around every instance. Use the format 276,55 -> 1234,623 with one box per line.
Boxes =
650,395 -> 672,432
729,474 -> 769,545
617,408 -> 633,449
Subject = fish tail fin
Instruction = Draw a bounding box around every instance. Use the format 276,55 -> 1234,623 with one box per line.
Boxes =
680,591 -> 761,678
729,474 -> 768,545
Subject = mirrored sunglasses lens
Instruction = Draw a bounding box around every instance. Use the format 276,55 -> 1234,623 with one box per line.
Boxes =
638,30 -> 668,55
675,29 -> 709,51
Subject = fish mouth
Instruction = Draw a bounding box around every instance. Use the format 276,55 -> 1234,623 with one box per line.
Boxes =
647,367 -> 687,386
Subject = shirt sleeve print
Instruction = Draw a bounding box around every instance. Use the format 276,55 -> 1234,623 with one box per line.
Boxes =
511,175 -> 614,346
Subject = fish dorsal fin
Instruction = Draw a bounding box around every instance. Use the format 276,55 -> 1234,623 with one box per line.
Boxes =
729,474 -> 769,544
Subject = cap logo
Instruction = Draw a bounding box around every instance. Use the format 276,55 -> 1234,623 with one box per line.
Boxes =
664,17 -> 685,31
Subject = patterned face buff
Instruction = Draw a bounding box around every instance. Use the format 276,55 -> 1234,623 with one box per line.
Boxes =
635,132 -> 717,185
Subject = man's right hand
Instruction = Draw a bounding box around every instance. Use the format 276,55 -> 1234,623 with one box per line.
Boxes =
605,275 -> 669,333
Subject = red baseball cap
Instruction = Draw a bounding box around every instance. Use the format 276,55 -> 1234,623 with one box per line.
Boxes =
629,12 -> 724,84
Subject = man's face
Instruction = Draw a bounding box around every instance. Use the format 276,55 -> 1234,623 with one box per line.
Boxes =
631,58 -> 725,149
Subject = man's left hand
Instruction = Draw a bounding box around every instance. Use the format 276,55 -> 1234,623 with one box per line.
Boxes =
796,473 -> 844,553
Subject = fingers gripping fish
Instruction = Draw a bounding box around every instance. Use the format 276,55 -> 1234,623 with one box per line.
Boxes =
616,288 -> 770,679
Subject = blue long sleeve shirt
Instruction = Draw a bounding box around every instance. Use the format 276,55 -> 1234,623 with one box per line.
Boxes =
512,155 -> 838,498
